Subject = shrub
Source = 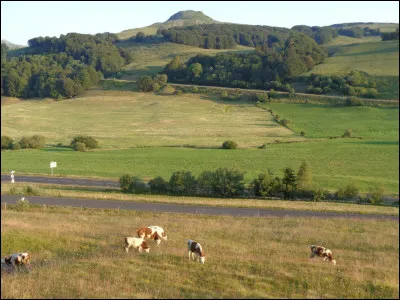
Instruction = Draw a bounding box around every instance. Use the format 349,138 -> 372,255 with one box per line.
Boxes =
222,140 -> 238,149
72,142 -> 86,152
369,184 -> 385,205
300,131 -> 305,137
174,90 -> 183,95
197,171 -> 215,197
211,168 -> 245,198
12,142 -> 21,150
312,187 -> 328,202
71,135 -> 98,149
29,135 -> 46,149
336,183 -> 359,200
268,89 -> 276,98
23,185 -> 40,196
345,96 -> 363,106
148,176 -> 169,194
137,76 -> 154,92
15,197 -> 31,211
220,91 -> 229,100
281,119 -> 290,127
169,171 -> 197,196
129,176 -> 149,194
1,135 -> 13,149
342,128 -> 352,138
159,85 -> 175,95
119,174 -> 133,193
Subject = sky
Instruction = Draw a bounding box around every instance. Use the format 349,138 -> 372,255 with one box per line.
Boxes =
1,1 -> 399,46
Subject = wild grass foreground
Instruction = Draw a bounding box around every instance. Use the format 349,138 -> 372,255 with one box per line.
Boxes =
1,204 -> 399,299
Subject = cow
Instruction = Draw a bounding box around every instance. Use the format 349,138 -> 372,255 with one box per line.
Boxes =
187,239 -> 205,264
1,252 -> 32,273
310,245 -> 336,265
124,237 -> 150,254
136,226 -> 167,246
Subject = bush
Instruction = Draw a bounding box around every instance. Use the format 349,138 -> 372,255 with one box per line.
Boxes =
159,85 -> 175,95
29,135 -> 46,149
12,142 -> 21,150
129,176 -> 149,194
72,142 -> 86,152
148,176 -> 169,194
211,168 -> 245,198
300,131 -> 305,137
222,140 -> 238,149
19,135 -> 46,149
169,171 -> 197,196
220,91 -> 229,100
23,185 -> 40,196
268,89 -> 276,98
312,187 -> 328,201
71,135 -> 98,149
345,96 -> 363,106
1,135 -> 14,149
336,183 -> 359,200
342,128 -> 352,138
369,184 -> 385,205
281,119 -> 290,127
137,76 -> 154,92
15,197 -> 31,211
119,174 -> 133,193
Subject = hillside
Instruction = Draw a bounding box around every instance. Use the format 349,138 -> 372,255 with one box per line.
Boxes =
117,10 -> 219,40
1,39 -> 25,49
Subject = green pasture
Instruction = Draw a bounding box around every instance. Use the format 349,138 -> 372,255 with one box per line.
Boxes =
1,139 -> 398,194
310,39 -> 399,100
261,102 -> 399,140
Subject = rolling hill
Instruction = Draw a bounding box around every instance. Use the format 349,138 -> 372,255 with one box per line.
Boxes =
1,39 -> 26,49
117,10 -> 219,40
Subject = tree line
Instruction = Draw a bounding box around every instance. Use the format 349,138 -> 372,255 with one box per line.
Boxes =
162,33 -> 327,89
119,163 -> 386,205
1,33 -> 133,99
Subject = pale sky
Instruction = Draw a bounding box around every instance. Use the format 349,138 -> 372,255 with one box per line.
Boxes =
1,1 -> 399,46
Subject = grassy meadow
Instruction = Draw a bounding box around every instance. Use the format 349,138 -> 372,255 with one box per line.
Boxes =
1,206 -> 398,299
1,90 -> 399,194
310,38 -> 399,100
116,41 -> 254,79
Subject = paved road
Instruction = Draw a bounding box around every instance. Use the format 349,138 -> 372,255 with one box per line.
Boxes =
1,174 -> 119,188
1,195 -> 397,221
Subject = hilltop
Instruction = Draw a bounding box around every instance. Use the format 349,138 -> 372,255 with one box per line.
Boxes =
1,39 -> 25,49
117,10 -> 219,40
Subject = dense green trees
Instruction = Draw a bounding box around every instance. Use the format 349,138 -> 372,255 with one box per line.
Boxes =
1,33 -> 126,99
381,28 -> 399,41
163,33 -> 326,90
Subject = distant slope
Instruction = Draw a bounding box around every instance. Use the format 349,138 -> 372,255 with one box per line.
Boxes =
330,22 -> 399,33
1,39 -> 26,49
117,10 -> 219,40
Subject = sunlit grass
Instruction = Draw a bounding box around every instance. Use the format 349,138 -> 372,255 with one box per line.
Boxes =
1,206 -> 398,298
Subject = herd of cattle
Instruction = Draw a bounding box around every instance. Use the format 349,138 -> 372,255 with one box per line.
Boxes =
1,225 -> 336,275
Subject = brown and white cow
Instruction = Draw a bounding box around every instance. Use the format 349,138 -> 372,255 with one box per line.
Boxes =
1,252 -> 32,273
136,226 -> 167,246
310,245 -> 336,265
188,239 -> 205,264
124,237 -> 150,253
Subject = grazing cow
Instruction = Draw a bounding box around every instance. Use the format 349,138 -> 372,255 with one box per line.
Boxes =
124,237 -> 150,253
1,252 -> 32,273
136,226 -> 167,246
310,245 -> 336,265
187,240 -> 205,264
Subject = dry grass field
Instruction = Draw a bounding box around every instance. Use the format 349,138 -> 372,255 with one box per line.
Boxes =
1,205 -> 399,298
1,90 -> 298,149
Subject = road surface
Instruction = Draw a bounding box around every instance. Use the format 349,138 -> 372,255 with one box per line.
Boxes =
1,174 -> 119,188
1,195 -> 397,221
